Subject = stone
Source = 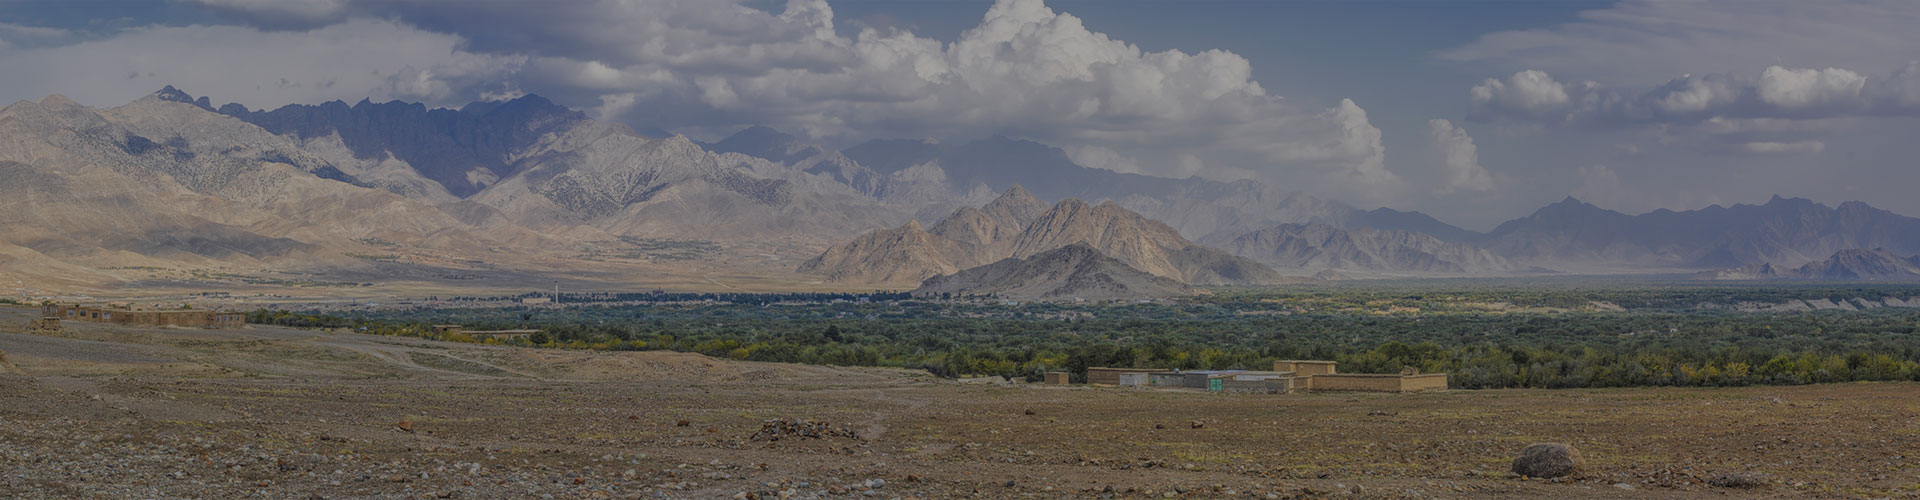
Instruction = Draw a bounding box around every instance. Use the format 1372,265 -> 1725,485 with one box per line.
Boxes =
1708,472 -> 1771,488
1510,443 -> 1581,479
395,421 -> 414,433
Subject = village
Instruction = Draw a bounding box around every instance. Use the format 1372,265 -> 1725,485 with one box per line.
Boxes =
1046,361 -> 1448,393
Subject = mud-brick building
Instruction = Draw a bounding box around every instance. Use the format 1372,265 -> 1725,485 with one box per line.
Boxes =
41,304 -> 244,329
1086,367 -> 1159,385
1275,360 -> 1448,393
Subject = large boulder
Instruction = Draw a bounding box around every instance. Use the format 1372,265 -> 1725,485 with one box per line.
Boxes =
1511,443 -> 1582,478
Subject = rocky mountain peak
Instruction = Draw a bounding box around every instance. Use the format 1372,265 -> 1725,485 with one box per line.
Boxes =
147,86 -> 215,111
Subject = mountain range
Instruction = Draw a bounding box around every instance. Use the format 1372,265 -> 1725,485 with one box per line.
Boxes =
3,87 -> 1918,296
801,186 -> 1288,287
1700,249 -> 1920,281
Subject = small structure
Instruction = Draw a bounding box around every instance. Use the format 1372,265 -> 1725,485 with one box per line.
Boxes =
463,329 -> 541,340
1043,371 -> 1071,385
1116,372 -> 1151,387
1279,360 -> 1448,393
1086,367 -> 1160,385
1273,360 -> 1338,376
41,303 -> 243,329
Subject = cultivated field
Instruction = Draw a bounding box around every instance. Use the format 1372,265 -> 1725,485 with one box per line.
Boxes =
1,306 -> 1916,499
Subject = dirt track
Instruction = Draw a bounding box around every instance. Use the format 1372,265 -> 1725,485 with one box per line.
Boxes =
2,305 -> 1918,499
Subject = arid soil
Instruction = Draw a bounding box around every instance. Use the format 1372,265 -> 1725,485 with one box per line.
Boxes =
2,306 -> 1917,499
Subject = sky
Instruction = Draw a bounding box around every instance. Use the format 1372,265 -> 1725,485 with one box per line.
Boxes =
1,0 -> 1916,231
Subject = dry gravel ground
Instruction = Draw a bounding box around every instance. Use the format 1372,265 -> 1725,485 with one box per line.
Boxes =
2,306 -> 1919,499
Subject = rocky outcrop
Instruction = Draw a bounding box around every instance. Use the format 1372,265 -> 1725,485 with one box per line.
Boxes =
912,244 -> 1195,300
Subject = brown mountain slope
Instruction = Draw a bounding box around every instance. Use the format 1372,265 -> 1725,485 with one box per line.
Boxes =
927,184 -> 1049,259
795,220 -> 967,284
803,188 -> 1288,286
1009,199 -> 1285,285
912,243 -> 1195,300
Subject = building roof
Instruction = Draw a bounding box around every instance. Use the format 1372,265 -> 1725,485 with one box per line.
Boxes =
1278,360 -> 1338,364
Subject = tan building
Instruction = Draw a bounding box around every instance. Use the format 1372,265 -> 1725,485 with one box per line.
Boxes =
1086,367 -> 1160,385
41,303 -> 243,329
1278,361 -> 1449,393
1043,372 -> 1072,385
1273,360 -> 1339,376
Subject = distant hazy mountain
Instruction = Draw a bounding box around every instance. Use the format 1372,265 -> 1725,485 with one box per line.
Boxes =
803,186 -> 1288,286
0,91 -> 544,283
911,243 -> 1196,300
833,134 -> 1466,241
1484,196 -> 1920,270
1701,248 -> 1920,281
214,89 -> 586,199
1212,223 -> 1512,274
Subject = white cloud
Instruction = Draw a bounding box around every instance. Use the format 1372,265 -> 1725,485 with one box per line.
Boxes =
182,0 -> 1398,194
1437,0 -> 1920,86
1467,65 -> 1920,127
1756,66 -> 1866,110
1065,145 -> 1145,175
0,0 -> 1397,200
1425,119 -> 1494,194
0,22 -> 69,50
186,0 -> 352,30
0,20 -> 521,111
1736,141 -> 1826,155
1469,70 -> 1569,117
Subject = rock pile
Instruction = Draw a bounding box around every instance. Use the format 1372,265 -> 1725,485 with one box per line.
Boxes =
749,419 -> 860,442
26,317 -> 60,332
1511,443 -> 1581,478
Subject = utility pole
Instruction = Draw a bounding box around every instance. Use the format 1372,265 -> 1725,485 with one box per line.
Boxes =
553,281 -> 561,304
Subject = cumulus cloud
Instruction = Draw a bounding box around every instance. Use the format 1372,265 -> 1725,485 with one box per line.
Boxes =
0,0 -> 1400,200
1469,70 -> 1569,118
1425,119 -> 1494,194
184,0 -> 1400,194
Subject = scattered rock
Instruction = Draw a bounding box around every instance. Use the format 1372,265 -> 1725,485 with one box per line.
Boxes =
395,421 -> 414,433
677,419 -> 691,427
1511,443 -> 1581,479
1708,472 -> 1772,488
1023,409 -> 1035,416
749,418 -> 861,442
1154,423 -> 1166,430
1189,420 -> 1204,429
